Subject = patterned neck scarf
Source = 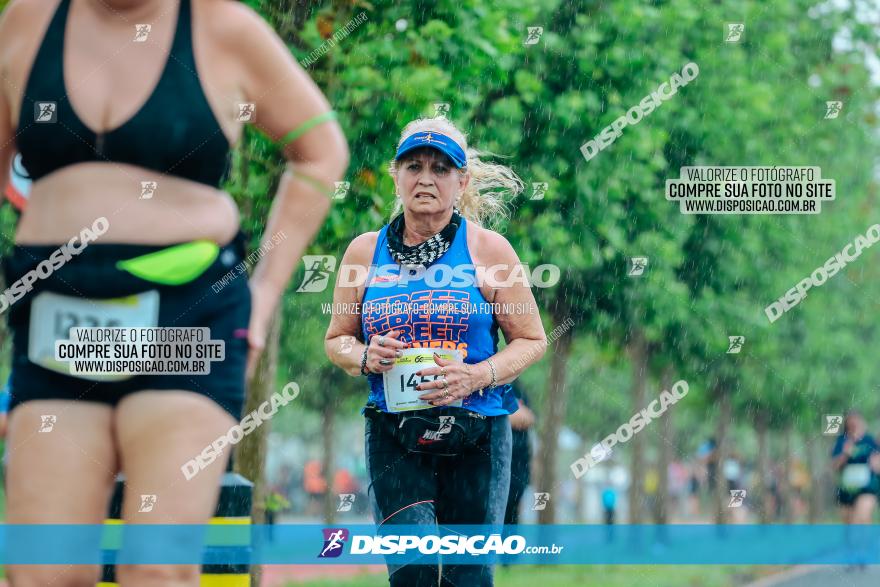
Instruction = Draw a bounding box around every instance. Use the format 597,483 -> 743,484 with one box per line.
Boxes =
386,209 -> 462,269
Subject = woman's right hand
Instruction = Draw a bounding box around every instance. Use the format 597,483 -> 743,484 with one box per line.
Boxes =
365,330 -> 408,374
870,452 -> 880,473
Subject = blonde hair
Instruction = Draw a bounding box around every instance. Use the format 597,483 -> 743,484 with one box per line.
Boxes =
388,118 -> 523,228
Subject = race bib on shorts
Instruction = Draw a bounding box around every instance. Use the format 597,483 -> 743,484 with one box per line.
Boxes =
28,290 -> 160,382
841,463 -> 871,491
383,348 -> 463,413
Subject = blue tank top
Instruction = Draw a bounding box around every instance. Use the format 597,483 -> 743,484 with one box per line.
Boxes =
360,218 -> 513,416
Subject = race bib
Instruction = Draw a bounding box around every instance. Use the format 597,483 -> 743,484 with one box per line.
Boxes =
383,348 -> 463,413
28,290 -> 160,382
841,464 -> 871,491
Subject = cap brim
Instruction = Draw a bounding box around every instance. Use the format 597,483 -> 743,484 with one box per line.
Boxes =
394,144 -> 466,168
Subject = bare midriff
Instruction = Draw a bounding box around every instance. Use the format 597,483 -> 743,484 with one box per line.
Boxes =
15,162 -> 240,246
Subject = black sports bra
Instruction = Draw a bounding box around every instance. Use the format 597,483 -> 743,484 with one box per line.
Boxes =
16,0 -> 231,187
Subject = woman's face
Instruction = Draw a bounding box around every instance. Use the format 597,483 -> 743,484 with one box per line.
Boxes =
393,147 -> 468,216
846,414 -> 866,437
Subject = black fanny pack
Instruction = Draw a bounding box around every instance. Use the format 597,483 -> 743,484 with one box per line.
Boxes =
366,404 -> 491,457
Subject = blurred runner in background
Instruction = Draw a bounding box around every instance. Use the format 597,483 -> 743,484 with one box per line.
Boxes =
504,381 -> 535,527
831,410 -> 880,524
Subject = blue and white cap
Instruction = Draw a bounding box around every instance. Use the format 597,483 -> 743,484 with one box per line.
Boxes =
394,131 -> 467,168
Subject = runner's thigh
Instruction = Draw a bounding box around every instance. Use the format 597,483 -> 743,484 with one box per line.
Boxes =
5,400 -> 117,585
113,391 -> 237,583
114,390 -> 236,523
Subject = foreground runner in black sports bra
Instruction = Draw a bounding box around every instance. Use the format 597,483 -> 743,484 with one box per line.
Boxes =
0,0 -> 348,584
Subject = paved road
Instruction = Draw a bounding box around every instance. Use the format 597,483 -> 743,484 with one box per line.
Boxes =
767,566 -> 880,587
262,564 -> 385,585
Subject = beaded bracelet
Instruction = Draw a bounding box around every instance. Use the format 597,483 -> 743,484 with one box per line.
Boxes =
360,348 -> 370,376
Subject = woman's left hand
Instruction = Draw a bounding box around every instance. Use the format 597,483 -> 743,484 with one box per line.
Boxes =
416,353 -> 486,406
246,282 -> 279,381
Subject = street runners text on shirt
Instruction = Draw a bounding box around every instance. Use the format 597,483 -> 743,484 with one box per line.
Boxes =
322,301 -> 538,316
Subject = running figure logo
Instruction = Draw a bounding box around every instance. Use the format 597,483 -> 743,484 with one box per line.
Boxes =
417,133 -> 448,147
433,103 -> 450,119
824,414 -> 843,435
628,257 -> 648,276
296,255 -> 337,293
532,492 -> 550,511
35,102 -> 57,123
38,414 -> 57,433
419,416 -> 455,444
824,101 -> 843,119
138,494 -> 157,513
140,181 -> 158,200
728,489 -> 746,508
725,23 -> 744,42
318,528 -> 349,558
530,182 -> 548,201
237,103 -> 256,122
339,336 -> 355,355
524,27 -> 543,45
727,336 -> 745,354
332,182 -> 350,200
337,494 -> 356,512
134,24 -> 151,42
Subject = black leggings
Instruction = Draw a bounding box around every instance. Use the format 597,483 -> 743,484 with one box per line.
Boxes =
365,406 -> 512,587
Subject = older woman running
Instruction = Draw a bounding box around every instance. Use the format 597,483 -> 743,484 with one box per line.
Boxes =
325,117 -> 546,586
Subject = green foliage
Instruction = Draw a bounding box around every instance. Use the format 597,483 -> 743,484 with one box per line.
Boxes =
251,0 -> 879,464
225,0 -> 880,462
1,0 -> 877,486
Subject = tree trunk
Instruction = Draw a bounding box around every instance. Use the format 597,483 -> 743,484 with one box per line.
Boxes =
807,436 -> 820,523
713,383 -> 731,525
626,330 -> 648,524
780,427 -> 794,524
535,319 -> 574,524
756,411 -> 771,523
322,395 -> 337,524
236,308 -> 280,587
656,367 -> 674,525
574,439 -> 588,523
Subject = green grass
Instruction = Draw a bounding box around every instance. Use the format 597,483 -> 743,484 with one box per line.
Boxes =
289,565 -> 775,587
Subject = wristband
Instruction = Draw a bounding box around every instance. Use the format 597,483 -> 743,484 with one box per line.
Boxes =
278,111 -> 338,147
486,358 -> 498,390
360,348 -> 370,376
